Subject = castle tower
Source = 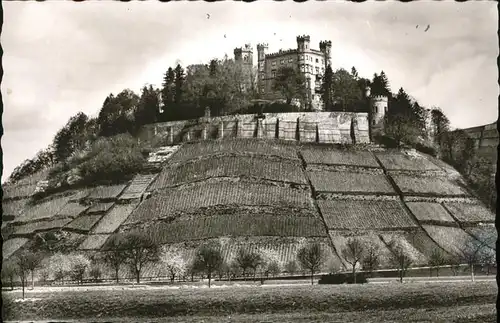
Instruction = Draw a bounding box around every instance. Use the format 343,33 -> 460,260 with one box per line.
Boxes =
257,43 -> 268,94
319,40 -> 332,69
296,35 -> 311,52
234,43 -> 253,67
371,94 -> 388,130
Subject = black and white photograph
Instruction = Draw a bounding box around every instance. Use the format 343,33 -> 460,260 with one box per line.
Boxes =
1,1 -> 498,322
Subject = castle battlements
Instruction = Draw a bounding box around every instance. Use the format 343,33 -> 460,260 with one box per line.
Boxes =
265,48 -> 298,58
372,95 -> 389,102
296,35 -> 311,42
319,40 -> 332,50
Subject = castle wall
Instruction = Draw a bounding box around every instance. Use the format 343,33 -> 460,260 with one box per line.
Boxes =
139,112 -> 370,145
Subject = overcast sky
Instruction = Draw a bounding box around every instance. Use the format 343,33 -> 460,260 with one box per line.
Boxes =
2,1 -> 498,182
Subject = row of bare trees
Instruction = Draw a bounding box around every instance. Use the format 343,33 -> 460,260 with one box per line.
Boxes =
340,232 -> 496,284
1,233 -> 328,295
100,234 -> 327,288
3,230 -> 494,296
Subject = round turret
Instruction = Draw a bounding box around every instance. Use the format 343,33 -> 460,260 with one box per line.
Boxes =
371,95 -> 388,128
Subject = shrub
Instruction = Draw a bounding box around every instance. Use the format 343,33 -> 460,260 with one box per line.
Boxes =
78,134 -> 146,185
318,272 -> 367,284
415,142 -> 437,157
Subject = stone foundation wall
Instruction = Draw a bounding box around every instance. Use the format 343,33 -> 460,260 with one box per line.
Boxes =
139,112 -> 370,145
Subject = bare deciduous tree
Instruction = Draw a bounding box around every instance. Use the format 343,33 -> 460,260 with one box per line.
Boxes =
341,237 -> 366,284
121,232 -> 160,284
285,260 -> 298,276
361,243 -> 381,278
193,242 -> 223,288
387,240 -> 417,283
159,247 -> 187,283
103,235 -> 129,284
297,243 -> 325,285
235,248 -> 262,278
460,235 -> 490,282
428,248 -> 447,277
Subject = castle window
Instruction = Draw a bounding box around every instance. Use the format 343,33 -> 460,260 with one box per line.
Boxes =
315,58 -> 319,63
375,106 -> 378,113
280,59 -> 285,64
272,71 -> 276,78
305,44 -> 308,49
315,67 -> 319,73
373,120 -> 376,126
288,58 -> 293,63
272,61 -> 276,66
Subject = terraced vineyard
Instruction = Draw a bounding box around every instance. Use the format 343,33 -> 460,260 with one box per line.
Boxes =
421,225 -> 479,256
12,218 -> 73,236
220,237 -> 341,270
374,151 -> 442,172
12,194 -> 73,223
308,170 -> 395,194
65,214 -> 104,232
125,181 -> 314,224
2,198 -> 29,218
2,139 -> 496,282
465,225 -> 497,250
2,237 -> 30,259
329,232 -> 392,268
318,200 -> 417,230
390,174 -> 469,196
87,184 -> 128,200
118,214 -> 328,245
405,202 -> 457,224
151,155 -> 306,189
168,139 -> 300,164
300,147 -> 380,167
78,234 -> 111,251
92,202 -> 138,234
402,229 -> 448,259
443,202 -> 495,225
87,202 -> 115,214
379,232 -> 428,265
119,174 -> 157,200
55,202 -> 89,218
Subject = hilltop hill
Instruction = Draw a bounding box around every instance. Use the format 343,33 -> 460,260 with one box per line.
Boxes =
1,137 -> 496,280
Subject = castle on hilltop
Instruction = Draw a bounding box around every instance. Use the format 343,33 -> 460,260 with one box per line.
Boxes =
233,35 -> 388,130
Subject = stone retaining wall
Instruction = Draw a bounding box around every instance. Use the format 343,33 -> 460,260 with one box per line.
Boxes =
139,112 -> 370,145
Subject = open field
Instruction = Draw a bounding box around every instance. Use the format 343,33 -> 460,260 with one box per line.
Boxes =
2,281 -> 496,322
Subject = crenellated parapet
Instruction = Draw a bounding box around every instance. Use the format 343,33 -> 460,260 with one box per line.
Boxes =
265,49 -> 298,58
296,35 -> 311,42
319,40 -> 332,50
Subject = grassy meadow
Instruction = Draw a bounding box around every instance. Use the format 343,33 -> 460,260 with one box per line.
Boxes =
2,281 -> 497,322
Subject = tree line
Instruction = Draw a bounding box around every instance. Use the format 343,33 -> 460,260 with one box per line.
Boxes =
2,234 -> 327,296
340,232 -> 495,284
3,228 -> 494,297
